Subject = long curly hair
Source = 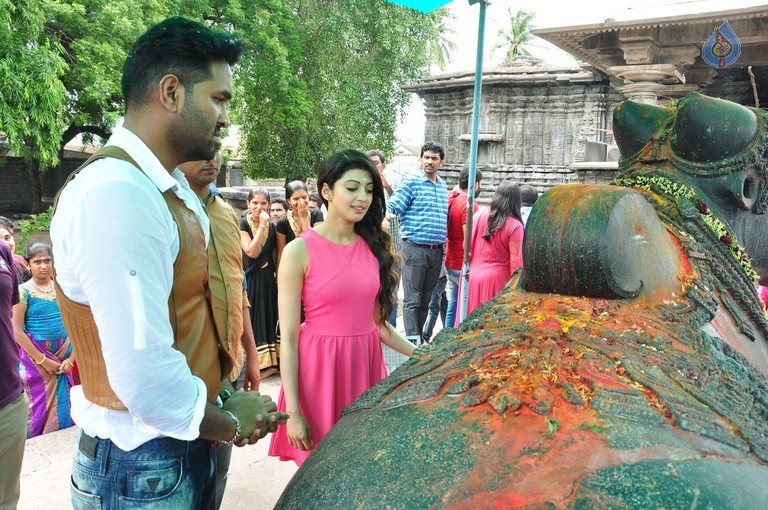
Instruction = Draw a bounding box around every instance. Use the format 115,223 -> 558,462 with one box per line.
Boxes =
485,181 -> 523,240
317,149 -> 397,324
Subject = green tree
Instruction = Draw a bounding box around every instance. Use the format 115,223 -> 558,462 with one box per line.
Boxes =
429,15 -> 456,71
1,0 -> 176,209
0,0 -> 67,194
1,0 -> 443,197
2,1 -> 197,162
236,1 -> 445,181
45,0 -> 180,147
495,8 -> 535,63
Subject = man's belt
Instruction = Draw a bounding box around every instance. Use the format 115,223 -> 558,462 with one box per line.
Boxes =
403,238 -> 442,250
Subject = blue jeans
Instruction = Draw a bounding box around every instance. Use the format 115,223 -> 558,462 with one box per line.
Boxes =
444,267 -> 461,329
71,431 -> 216,509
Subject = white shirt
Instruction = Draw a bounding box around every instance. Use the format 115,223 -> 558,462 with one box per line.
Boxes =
51,127 -> 210,451
521,206 -> 533,227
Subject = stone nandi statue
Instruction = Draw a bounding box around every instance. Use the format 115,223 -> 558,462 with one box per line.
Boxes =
277,93 -> 768,508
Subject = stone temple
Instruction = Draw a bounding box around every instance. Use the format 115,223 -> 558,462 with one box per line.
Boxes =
406,3 -> 768,196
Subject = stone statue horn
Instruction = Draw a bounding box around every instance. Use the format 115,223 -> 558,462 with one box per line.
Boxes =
612,100 -> 671,159
670,92 -> 757,163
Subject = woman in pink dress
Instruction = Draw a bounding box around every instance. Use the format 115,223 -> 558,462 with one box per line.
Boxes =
465,181 -> 525,317
269,149 -> 415,465
760,286 -> 768,310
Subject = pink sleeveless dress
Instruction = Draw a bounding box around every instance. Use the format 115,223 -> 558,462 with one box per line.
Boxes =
464,210 -> 524,320
268,229 -> 388,465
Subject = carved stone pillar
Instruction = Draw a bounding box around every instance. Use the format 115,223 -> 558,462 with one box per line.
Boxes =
609,64 -> 695,104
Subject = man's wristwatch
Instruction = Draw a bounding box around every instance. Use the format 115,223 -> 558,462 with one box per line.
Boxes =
219,409 -> 241,446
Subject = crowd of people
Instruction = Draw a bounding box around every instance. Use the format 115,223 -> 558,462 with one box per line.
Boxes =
376,143 -> 535,340
7,13 -> 768,510
0,14 -> 539,510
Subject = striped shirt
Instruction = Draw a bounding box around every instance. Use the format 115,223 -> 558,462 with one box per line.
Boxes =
383,168 -> 410,254
387,173 -> 448,246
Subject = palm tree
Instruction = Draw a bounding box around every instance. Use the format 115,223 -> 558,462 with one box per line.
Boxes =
495,8 -> 535,63
429,16 -> 457,71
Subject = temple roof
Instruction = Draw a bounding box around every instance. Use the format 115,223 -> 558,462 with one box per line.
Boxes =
532,3 -> 768,103
535,5 -> 768,72
403,59 -> 600,93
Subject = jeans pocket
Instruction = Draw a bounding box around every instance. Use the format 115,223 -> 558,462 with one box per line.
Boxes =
402,243 -> 418,266
71,476 -> 103,510
122,460 -> 183,500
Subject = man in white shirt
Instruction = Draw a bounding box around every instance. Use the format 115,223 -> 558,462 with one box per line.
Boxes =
51,17 -> 286,510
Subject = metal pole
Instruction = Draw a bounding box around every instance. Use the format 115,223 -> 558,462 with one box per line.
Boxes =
458,0 -> 487,324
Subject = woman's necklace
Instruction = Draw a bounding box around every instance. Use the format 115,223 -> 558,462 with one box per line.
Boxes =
30,279 -> 55,295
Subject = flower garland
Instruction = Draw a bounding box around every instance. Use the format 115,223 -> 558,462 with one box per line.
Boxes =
614,175 -> 760,286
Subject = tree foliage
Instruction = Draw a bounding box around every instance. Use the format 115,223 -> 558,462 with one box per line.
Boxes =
46,1 -> 178,147
0,0 -> 445,182
0,0 -> 443,182
428,14 -> 456,72
1,0 -> 178,168
0,0 -> 67,168
233,1 -> 445,180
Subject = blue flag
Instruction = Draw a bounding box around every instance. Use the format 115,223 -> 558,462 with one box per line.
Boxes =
386,0 -> 453,13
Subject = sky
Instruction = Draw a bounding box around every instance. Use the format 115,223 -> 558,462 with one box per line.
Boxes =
396,0 -> 768,141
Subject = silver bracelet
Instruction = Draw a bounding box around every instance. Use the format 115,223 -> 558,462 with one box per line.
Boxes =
219,409 -> 241,446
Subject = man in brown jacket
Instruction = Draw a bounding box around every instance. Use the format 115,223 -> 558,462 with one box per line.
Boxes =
51,17 -> 286,510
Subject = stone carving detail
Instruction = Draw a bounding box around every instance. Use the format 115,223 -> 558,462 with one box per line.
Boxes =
409,64 -> 623,195
619,35 -> 657,65
275,93 -> 768,508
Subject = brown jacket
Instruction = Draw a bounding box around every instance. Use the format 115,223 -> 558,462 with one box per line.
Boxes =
54,146 -> 231,409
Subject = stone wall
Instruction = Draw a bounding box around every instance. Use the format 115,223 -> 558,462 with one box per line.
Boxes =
0,154 -> 89,213
408,63 -> 626,197
0,157 -> 36,212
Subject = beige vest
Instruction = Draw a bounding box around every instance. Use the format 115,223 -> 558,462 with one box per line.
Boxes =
54,146 -> 232,409
204,193 -> 247,379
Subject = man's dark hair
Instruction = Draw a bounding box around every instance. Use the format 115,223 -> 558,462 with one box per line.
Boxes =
122,16 -> 243,108
458,167 -> 482,190
365,149 -> 386,165
0,216 -> 13,230
420,141 -> 445,160
271,197 -> 289,210
520,184 -> 539,206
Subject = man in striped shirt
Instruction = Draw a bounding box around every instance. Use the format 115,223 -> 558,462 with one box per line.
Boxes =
386,142 -> 449,345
